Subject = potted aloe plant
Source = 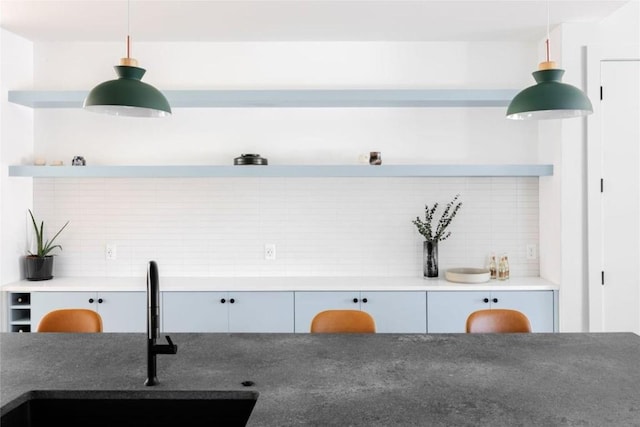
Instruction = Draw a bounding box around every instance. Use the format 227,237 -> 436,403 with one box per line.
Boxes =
25,209 -> 69,281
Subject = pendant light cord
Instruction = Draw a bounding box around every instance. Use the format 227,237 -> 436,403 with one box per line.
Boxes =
126,0 -> 131,59
120,0 -> 137,66
546,0 -> 550,62
538,0 -> 554,69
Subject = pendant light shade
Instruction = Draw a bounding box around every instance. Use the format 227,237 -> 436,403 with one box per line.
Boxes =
84,61 -> 171,117
83,0 -> 171,118
506,1 -> 592,121
506,64 -> 593,120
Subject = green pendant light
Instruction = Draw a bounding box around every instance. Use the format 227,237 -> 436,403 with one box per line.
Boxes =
506,3 -> 592,120
506,57 -> 593,120
83,1 -> 171,118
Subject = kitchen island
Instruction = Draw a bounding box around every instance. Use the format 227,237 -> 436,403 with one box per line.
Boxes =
2,332 -> 639,426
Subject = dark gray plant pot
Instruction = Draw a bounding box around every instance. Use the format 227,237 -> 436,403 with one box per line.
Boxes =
25,256 -> 54,281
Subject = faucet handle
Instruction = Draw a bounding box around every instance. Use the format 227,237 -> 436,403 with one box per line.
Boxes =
165,335 -> 178,354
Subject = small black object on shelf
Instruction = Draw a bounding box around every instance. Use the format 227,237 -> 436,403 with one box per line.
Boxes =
234,154 -> 268,165
72,156 -> 86,166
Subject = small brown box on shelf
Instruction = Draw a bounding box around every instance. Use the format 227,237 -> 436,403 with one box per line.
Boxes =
369,151 -> 381,165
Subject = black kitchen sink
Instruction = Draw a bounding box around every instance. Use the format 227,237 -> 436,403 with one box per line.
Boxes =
0,389 -> 259,427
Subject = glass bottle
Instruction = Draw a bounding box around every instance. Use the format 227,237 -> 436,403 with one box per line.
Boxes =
497,256 -> 506,281
488,254 -> 497,280
503,254 -> 510,280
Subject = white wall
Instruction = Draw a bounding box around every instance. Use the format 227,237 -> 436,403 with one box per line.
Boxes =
539,22 -> 594,333
35,41 -> 535,88
4,27 -> 635,332
1,29 -> 34,331
585,1 -> 640,332
33,176 -> 540,278
1,30 -> 33,282
540,0 -> 640,332
537,22 -> 597,332
6,18 -> 636,333
32,42 -> 538,166
597,1 -> 640,51
1,4 -> 637,330
19,40 -> 545,281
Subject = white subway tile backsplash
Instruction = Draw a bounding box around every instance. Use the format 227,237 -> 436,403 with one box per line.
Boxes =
33,177 -> 539,278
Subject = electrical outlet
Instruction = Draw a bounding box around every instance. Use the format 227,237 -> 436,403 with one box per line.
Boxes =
526,244 -> 537,260
106,244 -> 117,260
265,244 -> 276,260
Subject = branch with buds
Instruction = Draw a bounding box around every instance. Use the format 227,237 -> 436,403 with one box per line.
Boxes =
412,194 -> 462,242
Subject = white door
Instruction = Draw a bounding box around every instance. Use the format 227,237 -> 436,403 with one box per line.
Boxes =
361,291 -> 427,333
600,61 -> 640,333
97,292 -> 146,333
31,291 -> 146,332
427,291 -> 487,333
228,292 -> 294,333
426,291 -> 555,333
31,291 -> 96,331
491,291 -> 554,333
294,291 -> 360,332
162,291 -> 227,332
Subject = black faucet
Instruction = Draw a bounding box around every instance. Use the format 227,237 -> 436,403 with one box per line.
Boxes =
145,260 -> 178,386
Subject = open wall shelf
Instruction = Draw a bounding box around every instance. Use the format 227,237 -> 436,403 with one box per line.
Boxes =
8,164 -> 553,178
7,88 -> 544,178
8,89 -> 519,109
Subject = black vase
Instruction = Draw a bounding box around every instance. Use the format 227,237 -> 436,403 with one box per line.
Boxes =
423,241 -> 438,278
25,256 -> 54,281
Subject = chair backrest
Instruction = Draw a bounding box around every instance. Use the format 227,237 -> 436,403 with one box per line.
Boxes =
466,309 -> 532,333
37,308 -> 103,333
310,309 -> 376,333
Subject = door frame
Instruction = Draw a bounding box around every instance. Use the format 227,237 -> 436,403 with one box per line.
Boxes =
586,44 -> 640,332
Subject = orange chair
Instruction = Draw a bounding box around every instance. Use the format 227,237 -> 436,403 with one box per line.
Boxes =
310,309 -> 376,333
465,308 -> 532,333
37,308 -> 103,333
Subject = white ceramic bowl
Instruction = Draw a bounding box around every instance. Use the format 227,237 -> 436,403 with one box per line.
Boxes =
444,267 -> 491,284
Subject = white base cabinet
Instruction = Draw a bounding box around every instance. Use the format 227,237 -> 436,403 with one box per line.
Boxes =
12,287 -> 556,334
228,292 -> 294,333
162,291 -> 294,333
30,291 -> 146,332
294,291 -> 427,333
427,290 -> 555,333
360,291 -> 427,333
162,291 -> 227,332
295,291 -> 359,333
7,292 -> 31,333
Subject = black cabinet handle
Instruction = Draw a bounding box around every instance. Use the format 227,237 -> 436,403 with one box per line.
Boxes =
220,298 -> 226,304
230,298 -> 235,304
492,298 -> 498,303
352,298 -> 359,303
98,298 -> 104,304
88,298 -> 94,303
362,298 -> 368,303
483,298 -> 489,303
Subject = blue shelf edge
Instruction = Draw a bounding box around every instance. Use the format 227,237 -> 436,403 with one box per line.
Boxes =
8,89 -> 519,108
9,164 -> 554,178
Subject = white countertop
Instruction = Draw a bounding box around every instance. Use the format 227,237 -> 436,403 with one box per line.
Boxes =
2,276 -> 558,292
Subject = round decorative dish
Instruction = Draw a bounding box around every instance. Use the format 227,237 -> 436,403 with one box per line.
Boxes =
234,154 -> 268,165
445,267 -> 491,284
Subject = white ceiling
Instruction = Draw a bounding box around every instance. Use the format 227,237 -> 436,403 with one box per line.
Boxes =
0,0 -> 631,43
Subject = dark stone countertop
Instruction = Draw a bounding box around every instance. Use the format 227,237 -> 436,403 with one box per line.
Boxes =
2,332 -> 640,426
